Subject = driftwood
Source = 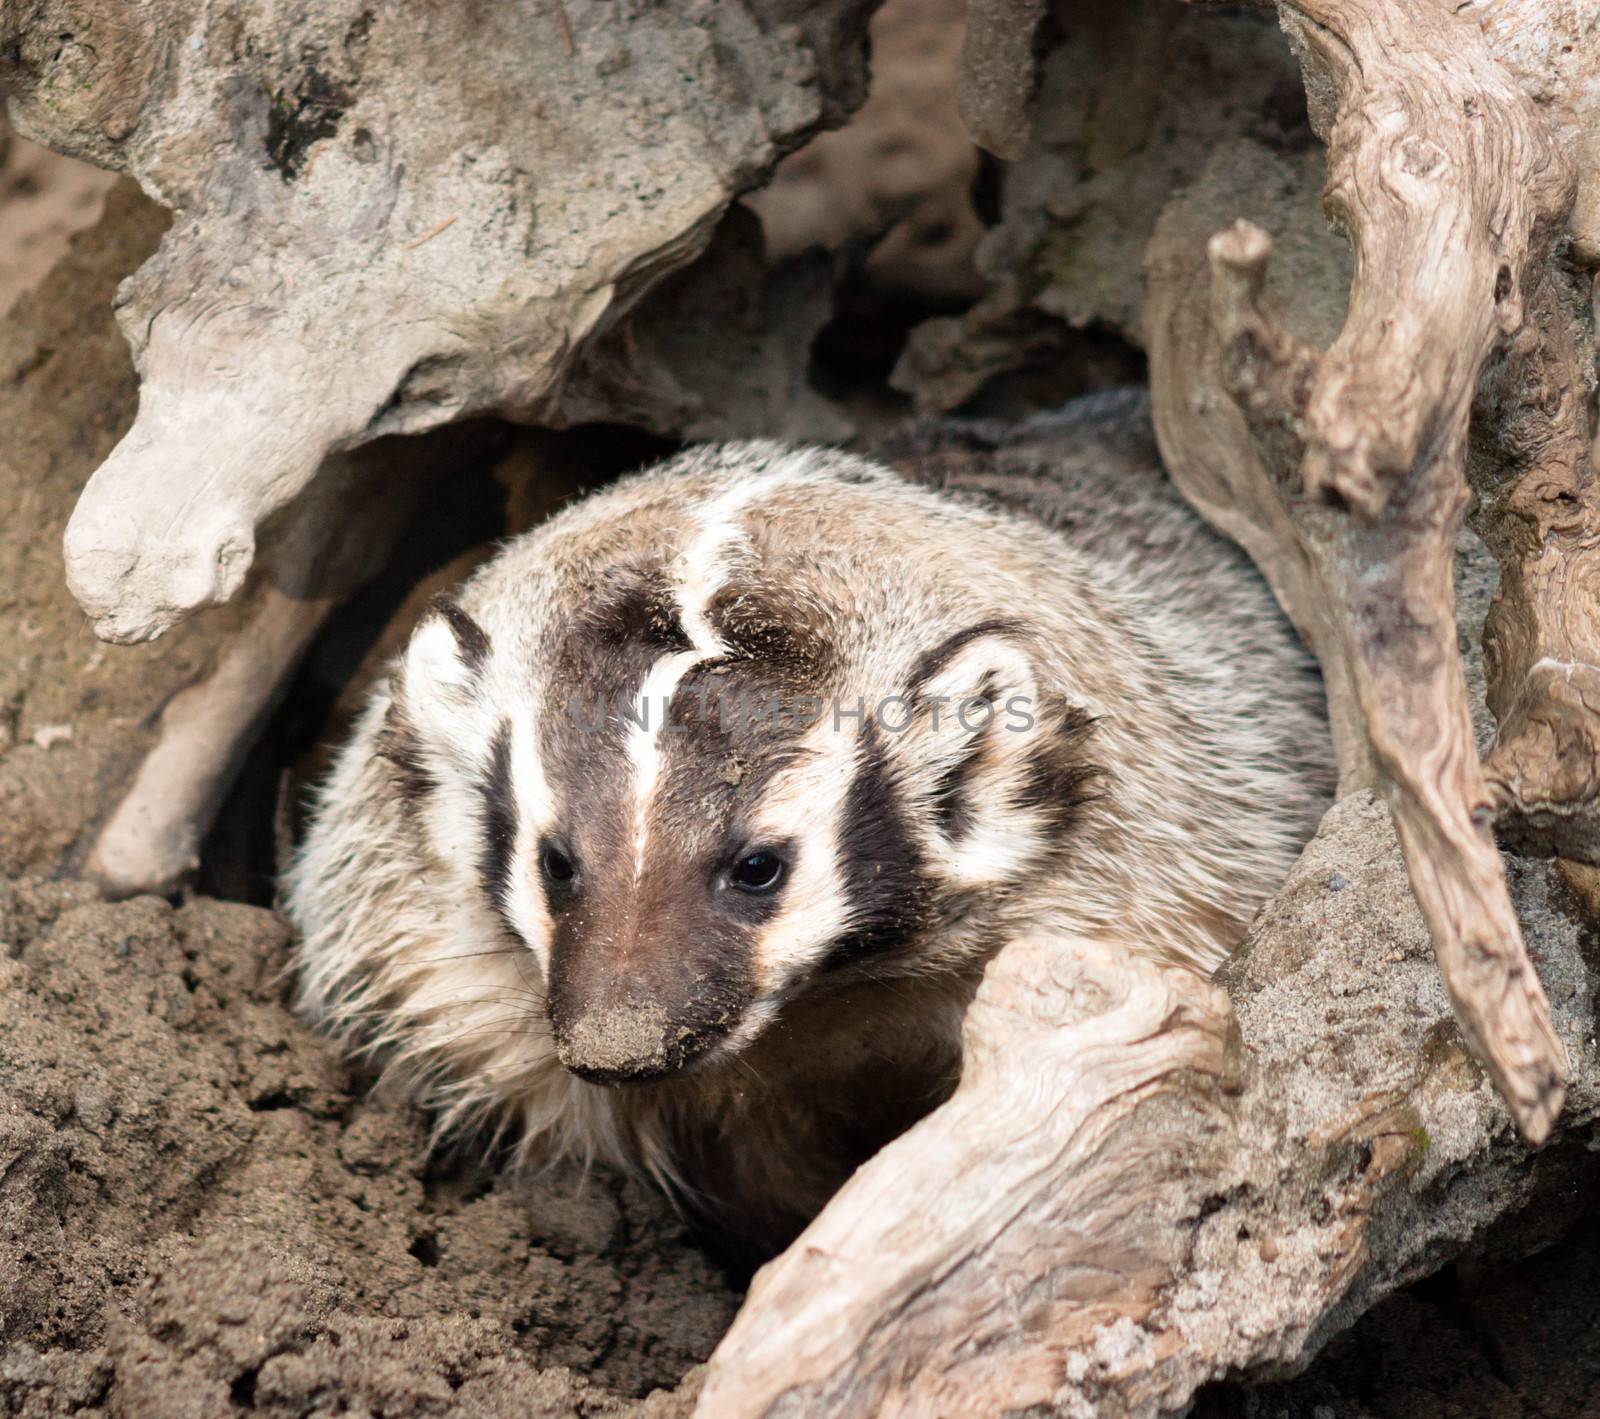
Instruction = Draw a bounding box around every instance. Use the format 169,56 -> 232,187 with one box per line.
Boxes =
701,934 -> 1241,1418
1149,0 -> 1600,1145
84,438 -> 430,897
1,0 -> 874,646
7,0 -> 1600,1414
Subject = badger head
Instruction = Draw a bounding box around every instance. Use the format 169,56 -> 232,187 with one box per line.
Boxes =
380,467 -> 1097,1090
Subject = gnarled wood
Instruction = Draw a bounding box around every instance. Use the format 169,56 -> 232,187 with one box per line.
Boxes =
1,0 -> 876,644
699,934 -> 1239,1417
1277,0 -> 1571,521
1470,277 -> 1600,866
84,437 -> 433,897
1143,0 -> 1580,1144
1193,218 -> 1567,1143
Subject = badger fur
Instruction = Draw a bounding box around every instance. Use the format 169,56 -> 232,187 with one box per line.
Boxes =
283,391 -> 1335,1260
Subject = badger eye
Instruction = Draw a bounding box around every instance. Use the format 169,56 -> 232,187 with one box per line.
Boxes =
729,850 -> 785,894
540,842 -> 576,885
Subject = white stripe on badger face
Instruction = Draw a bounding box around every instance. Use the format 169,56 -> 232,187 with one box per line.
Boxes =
627,647 -> 711,881
624,456 -> 820,882
735,721 -> 858,1008
502,709 -> 560,970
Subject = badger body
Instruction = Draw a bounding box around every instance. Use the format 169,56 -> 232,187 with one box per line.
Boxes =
284,391 -> 1335,1259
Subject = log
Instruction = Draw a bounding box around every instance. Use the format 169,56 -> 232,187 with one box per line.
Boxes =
83,437 -> 432,897
0,0 -> 877,643
1150,0 -> 1588,1144
699,933 -> 1240,1417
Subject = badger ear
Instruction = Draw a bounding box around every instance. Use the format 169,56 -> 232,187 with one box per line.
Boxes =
390,596 -> 493,748
894,628 -> 1094,889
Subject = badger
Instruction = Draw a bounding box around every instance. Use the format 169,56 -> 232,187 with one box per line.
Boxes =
283,390 -> 1335,1261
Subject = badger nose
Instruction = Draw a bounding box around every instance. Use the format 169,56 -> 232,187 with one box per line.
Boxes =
553,1000 -> 724,1085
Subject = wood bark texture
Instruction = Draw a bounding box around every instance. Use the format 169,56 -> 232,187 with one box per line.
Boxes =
0,0 -> 875,644
82,436 -> 431,897
1150,0 -> 1599,1143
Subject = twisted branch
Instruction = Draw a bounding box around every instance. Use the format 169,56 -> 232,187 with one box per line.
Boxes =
1146,0 -> 1582,1144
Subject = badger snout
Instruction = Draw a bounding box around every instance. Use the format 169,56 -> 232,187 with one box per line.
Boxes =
546,959 -> 752,1085
551,998 -> 727,1084
540,849 -> 765,1084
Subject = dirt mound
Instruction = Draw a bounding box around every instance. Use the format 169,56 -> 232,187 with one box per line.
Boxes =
0,883 -> 736,1418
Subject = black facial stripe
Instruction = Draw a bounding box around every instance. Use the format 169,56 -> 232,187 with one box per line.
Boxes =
479,719 -> 518,932
929,745 -> 978,841
575,567 -> 692,655
707,582 -> 834,684
665,659 -> 820,807
1013,704 -> 1103,835
923,666 -> 1000,843
827,721 -> 929,971
904,619 -> 1023,700
544,566 -> 692,774
425,594 -> 491,674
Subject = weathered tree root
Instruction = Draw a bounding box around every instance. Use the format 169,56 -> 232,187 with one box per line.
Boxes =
1,0 -> 875,643
1201,220 -> 1567,1144
86,576 -> 335,898
700,933 -> 1240,1417
85,443 -> 426,898
1274,0 -> 1572,523
1144,0 -> 1592,1145
1472,279 -> 1600,865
